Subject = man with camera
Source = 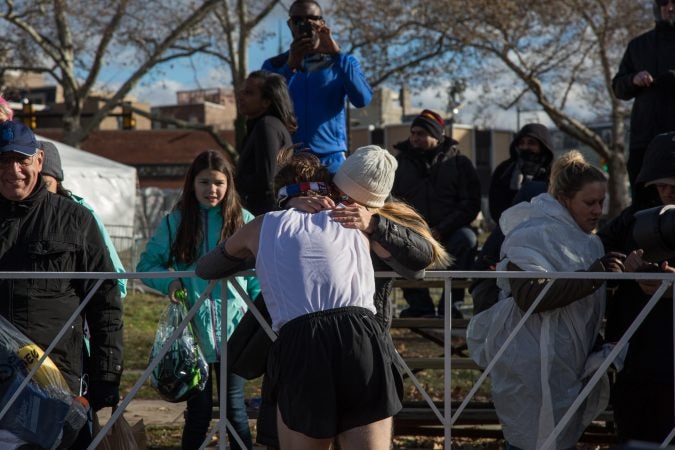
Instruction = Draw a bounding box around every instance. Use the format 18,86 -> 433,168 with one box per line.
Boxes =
262,0 -> 372,174
598,131 -> 675,445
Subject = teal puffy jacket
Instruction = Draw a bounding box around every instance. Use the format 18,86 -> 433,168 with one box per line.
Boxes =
137,206 -> 261,363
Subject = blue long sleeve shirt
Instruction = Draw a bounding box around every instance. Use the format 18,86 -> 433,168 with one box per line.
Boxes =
262,51 -> 372,173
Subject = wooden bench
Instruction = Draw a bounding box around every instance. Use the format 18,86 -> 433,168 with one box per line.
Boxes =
391,317 -> 468,349
392,401 -> 616,443
223,402 -> 615,444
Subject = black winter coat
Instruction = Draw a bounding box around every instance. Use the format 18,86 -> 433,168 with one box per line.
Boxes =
612,21 -> 675,150
598,207 -> 674,383
392,138 -> 481,239
488,124 -> 553,223
235,115 -> 293,216
0,180 -> 123,393
369,214 -> 433,330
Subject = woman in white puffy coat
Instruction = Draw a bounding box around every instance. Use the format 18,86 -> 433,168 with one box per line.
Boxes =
468,151 -> 625,450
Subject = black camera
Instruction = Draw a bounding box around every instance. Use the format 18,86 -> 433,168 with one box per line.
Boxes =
632,205 -> 675,262
298,20 -> 314,38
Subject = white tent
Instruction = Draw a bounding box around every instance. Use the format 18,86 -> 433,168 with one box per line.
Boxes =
36,135 -> 137,246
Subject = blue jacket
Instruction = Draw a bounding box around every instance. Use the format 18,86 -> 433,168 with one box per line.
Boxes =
137,206 -> 261,363
262,51 -> 372,173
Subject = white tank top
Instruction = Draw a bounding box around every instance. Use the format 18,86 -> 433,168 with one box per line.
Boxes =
256,209 -> 376,332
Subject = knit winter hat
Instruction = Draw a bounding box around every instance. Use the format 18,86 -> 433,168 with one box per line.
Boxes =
411,109 -> 445,141
39,141 -> 64,182
333,145 -> 397,208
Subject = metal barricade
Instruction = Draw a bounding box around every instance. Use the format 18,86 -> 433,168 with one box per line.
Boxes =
0,269 -> 673,449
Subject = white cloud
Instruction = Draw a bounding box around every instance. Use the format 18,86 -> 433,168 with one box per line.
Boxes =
131,79 -> 190,106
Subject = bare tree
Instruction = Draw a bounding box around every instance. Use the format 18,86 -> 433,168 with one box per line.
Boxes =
331,0 -> 653,216
330,1 -> 464,90
0,0 -> 222,147
437,0 -> 651,215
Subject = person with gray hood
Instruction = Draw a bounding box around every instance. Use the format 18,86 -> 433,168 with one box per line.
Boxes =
612,0 -> 675,208
488,123 -> 554,223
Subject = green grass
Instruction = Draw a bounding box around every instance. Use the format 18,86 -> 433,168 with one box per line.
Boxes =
120,292 -> 167,398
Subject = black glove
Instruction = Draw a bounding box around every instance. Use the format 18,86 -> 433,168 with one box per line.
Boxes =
87,381 -> 120,411
598,252 -> 626,273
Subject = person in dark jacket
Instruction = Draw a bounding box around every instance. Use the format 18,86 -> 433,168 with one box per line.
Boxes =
0,121 -> 123,448
488,123 -> 554,224
598,131 -> 675,444
393,109 -> 481,317
235,70 -> 295,216
612,0 -> 675,208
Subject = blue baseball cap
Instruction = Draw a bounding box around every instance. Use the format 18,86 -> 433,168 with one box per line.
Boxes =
0,121 -> 38,156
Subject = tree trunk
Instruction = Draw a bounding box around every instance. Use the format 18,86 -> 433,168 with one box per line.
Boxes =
606,149 -> 629,217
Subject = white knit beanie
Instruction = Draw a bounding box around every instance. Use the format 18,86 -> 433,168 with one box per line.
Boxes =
333,145 -> 397,207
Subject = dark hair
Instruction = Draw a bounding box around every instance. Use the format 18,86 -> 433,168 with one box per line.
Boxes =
549,150 -> 607,200
273,146 -> 331,194
289,0 -> 322,14
248,70 -> 298,133
172,150 -> 244,264
54,181 -> 72,198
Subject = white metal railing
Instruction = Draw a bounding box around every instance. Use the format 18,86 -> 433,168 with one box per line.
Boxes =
0,269 -> 673,450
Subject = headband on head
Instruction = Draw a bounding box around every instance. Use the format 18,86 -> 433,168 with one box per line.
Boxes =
276,181 -> 332,207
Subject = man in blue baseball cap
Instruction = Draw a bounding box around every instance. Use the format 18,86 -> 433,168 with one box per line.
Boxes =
0,120 -> 41,200
0,120 -> 124,449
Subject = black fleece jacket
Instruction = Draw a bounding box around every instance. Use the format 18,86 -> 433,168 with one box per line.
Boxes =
0,179 -> 123,393
235,115 -> 293,216
392,138 -> 481,239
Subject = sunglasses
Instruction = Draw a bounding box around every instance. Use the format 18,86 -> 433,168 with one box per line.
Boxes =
289,15 -> 323,24
0,154 -> 34,168
658,0 -> 675,5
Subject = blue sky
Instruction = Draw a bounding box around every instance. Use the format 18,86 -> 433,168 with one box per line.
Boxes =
125,4 -> 559,132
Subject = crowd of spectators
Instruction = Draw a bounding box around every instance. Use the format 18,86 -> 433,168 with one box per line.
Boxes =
1,0 -> 674,449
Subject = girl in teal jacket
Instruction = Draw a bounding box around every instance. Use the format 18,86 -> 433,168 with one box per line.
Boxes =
137,150 -> 259,450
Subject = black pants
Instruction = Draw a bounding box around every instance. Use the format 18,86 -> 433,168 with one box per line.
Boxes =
612,374 -> 675,444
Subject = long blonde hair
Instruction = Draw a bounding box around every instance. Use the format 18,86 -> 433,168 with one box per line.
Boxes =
372,201 -> 453,269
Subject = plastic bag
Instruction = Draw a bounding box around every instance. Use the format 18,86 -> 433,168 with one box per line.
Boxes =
149,302 -> 208,403
93,407 -> 145,450
0,314 -> 89,449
